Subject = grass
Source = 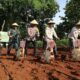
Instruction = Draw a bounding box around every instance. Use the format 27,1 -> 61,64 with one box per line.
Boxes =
28,38 -> 69,48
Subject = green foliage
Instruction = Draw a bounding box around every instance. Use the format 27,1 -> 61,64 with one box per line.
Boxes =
19,23 -> 26,39
36,40 -> 43,48
0,0 -> 59,38
57,0 -> 80,38
27,40 -> 43,48
65,0 -> 80,24
62,0 -> 80,32
32,0 -> 42,10
0,0 -> 59,23
56,38 -> 69,47
57,19 -> 72,38
27,39 -> 69,48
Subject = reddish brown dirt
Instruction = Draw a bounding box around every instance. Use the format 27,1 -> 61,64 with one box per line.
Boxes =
0,47 -> 80,80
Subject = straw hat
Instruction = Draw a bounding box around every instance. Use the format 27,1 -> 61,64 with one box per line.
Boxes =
30,20 -> 38,25
12,23 -> 19,27
48,20 -> 55,24
76,21 -> 80,26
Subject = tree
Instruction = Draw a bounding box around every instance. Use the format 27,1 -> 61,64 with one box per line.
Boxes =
66,0 -> 80,21
57,0 -> 80,38
65,0 -> 80,28
0,0 -> 59,38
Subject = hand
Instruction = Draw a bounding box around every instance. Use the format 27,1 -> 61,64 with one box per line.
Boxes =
9,36 -> 13,38
57,37 -> 60,40
43,36 -> 45,39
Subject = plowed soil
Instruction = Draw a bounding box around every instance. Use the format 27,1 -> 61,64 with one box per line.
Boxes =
0,47 -> 80,80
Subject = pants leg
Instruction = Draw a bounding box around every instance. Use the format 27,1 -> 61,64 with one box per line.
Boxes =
69,38 -> 74,49
32,40 -> 37,56
53,44 -> 58,59
24,40 -> 31,56
15,43 -> 20,57
68,38 -> 75,59
24,40 -> 27,56
53,44 -> 57,55
43,39 -> 47,50
25,40 -> 37,56
7,42 -> 13,55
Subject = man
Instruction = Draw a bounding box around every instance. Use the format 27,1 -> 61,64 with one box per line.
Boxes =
25,20 -> 40,56
7,23 -> 20,59
68,21 -> 80,50
45,20 -> 59,58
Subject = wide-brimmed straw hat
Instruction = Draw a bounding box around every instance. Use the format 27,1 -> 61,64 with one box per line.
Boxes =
30,20 -> 38,25
76,21 -> 80,26
48,20 -> 55,24
12,23 -> 19,27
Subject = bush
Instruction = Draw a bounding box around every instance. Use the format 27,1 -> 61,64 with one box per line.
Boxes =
27,40 -> 43,48
28,38 -> 69,48
36,40 -> 43,48
56,38 -> 69,47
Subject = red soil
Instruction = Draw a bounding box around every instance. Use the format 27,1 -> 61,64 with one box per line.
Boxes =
0,47 -> 80,80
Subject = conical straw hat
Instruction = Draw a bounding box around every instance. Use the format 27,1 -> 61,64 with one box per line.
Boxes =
48,20 -> 55,24
12,23 -> 19,27
30,20 -> 38,25
76,21 -> 80,26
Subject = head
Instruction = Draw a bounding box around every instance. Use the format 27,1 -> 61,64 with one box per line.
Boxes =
12,23 -> 19,29
76,21 -> 80,29
48,20 -> 55,27
76,25 -> 80,29
30,20 -> 38,27
30,24 -> 38,27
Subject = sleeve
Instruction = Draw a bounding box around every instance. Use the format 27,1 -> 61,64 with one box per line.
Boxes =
78,29 -> 80,36
68,27 -> 74,38
52,28 -> 58,39
8,29 -> 12,36
71,27 -> 78,39
45,27 -> 49,39
36,27 -> 40,37
8,29 -> 15,38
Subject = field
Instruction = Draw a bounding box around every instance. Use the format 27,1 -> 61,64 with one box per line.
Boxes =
0,46 -> 80,80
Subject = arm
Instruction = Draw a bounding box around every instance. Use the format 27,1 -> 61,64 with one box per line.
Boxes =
8,29 -> 16,38
71,27 -> 78,39
8,30 -> 13,38
77,29 -> 80,39
53,28 -> 59,39
36,27 -> 40,37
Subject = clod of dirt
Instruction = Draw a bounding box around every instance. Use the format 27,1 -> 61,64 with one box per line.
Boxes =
18,63 -> 22,67
18,64 -> 24,68
33,76 -> 39,80
48,76 -> 59,80
71,71 -> 79,76
70,77 -> 79,80
47,70 -> 59,80
61,54 -> 66,61
8,74 -> 13,80
47,72 -> 52,77
31,68 -> 38,74
31,68 -> 39,80
66,66 -> 74,70
77,65 -> 80,67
